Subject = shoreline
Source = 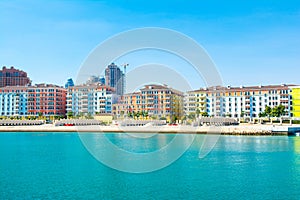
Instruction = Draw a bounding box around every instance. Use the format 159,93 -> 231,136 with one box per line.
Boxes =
0,124 -> 299,135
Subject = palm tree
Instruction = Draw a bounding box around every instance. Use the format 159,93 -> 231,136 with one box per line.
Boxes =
136,111 -> 140,119
196,109 -> 200,118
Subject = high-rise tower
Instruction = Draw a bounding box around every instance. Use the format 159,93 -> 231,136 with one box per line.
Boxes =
105,63 -> 124,96
0,66 -> 31,87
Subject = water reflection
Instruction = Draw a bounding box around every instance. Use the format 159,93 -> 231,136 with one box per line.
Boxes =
78,133 -> 195,173
213,136 -> 291,153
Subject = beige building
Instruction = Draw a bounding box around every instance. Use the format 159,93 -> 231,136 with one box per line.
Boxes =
113,84 -> 184,121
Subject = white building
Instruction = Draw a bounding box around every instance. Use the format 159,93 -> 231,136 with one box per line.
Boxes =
67,84 -> 116,116
186,84 -> 295,118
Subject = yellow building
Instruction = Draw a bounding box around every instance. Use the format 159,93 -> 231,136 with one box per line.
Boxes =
291,87 -> 300,117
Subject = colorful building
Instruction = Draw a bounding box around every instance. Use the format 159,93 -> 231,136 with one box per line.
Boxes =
113,84 -> 184,121
66,83 -> 115,116
185,84 -> 296,118
184,89 -> 207,116
0,86 -> 28,116
27,84 -> 66,116
0,84 -> 66,117
291,86 -> 300,117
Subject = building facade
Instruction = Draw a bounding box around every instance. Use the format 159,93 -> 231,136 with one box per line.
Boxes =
0,84 -> 66,117
66,84 -> 115,116
105,63 -> 124,96
185,84 -> 296,118
0,66 -> 31,87
184,89 -> 207,116
0,86 -> 27,116
291,86 -> 300,118
27,84 -> 66,116
113,84 -> 184,121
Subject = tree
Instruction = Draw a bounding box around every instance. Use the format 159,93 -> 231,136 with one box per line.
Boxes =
76,112 -> 83,119
86,113 -> 93,119
67,112 -> 74,119
127,111 -> 132,118
265,106 -> 272,117
271,105 -> 286,117
201,112 -> 209,117
188,113 -> 196,120
196,109 -> 200,118
136,111 -> 140,119
225,113 -> 232,117
240,110 -> 245,118
37,112 -> 44,120
277,104 -> 286,117
132,111 -> 137,119
171,115 -> 178,123
259,105 -> 286,118
259,112 -> 266,118
142,111 -> 149,119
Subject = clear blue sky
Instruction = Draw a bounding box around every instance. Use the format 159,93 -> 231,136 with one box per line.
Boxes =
1,0 -> 299,89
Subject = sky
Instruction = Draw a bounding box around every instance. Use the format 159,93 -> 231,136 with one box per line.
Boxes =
1,0 -> 300,91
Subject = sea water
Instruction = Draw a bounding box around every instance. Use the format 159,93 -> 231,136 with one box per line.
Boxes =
0,132 -> 300,199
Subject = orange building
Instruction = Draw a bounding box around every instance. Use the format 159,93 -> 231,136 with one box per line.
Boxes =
113,84 -> 184,120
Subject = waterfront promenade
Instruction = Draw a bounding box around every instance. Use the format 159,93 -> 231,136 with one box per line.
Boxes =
0,123 -> 298,135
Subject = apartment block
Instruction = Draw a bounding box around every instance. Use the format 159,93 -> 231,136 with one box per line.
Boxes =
113,84 -> 184,120
0,86 -> 28,116
0,84 -> 66,117
291,86 -> 300,117
185,84 -> 297,118
66,83 -> 115,115
27,84 -> 66,116
184,89 -> 207,116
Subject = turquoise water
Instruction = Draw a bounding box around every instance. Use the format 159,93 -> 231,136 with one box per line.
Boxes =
1,133 -> 300,199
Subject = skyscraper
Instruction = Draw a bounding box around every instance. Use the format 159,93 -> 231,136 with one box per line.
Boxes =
105,63 -> 124,96
65,78 -> 74,88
